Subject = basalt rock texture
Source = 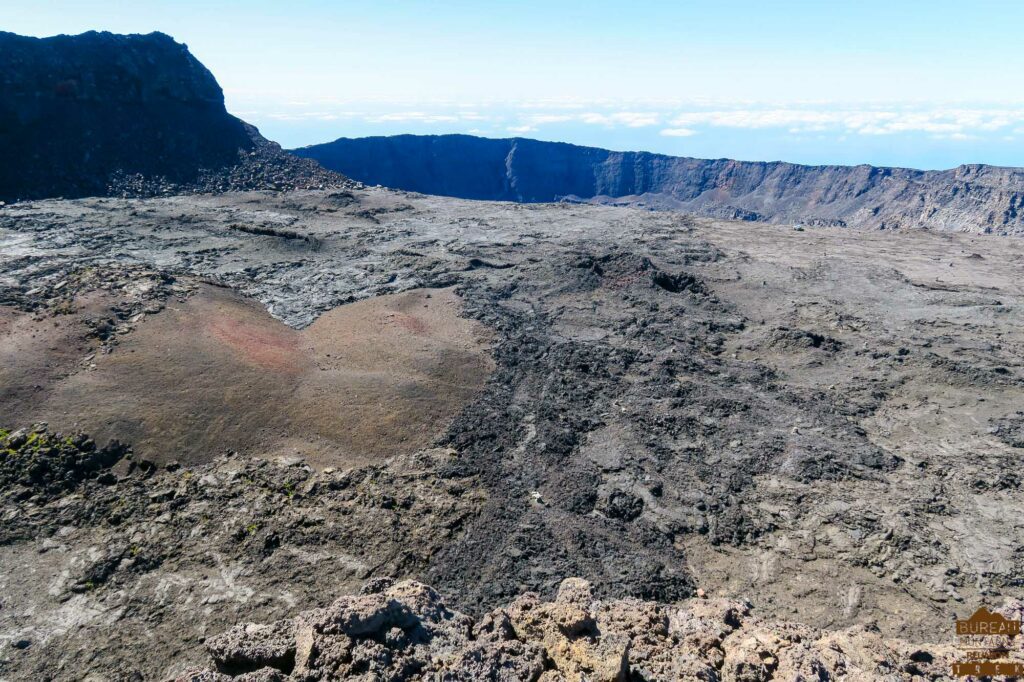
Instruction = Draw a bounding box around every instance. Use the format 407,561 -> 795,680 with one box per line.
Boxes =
0,424 -> 129,501
178,577 -> 996,681
0,31 -> 345,201
3,189 -> 1024,679
295,134 -> 1024,234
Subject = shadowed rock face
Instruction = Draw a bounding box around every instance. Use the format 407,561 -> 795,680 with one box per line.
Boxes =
295,133 -> 1024,234
0,31 -> 253,200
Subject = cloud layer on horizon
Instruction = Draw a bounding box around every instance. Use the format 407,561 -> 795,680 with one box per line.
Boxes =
229,95 -> 1024,169
235,98 -> 1024,144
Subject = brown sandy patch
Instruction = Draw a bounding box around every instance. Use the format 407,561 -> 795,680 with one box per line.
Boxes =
0,285 -> 493,467
0,292 -> 116,421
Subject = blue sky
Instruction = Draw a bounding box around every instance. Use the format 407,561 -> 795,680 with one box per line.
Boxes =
7,1 -> 1024,168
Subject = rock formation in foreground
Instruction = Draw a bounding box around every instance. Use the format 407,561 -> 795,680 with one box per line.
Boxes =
0,31 -> 344,201
295,134 -> 1024,234
179,577 -> 988,681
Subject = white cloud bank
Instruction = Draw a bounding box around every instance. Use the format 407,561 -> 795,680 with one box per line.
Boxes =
237,96 -> 1024,146
366,112 -> 462,124
356,106 -> 1024,140
579,112 -> 660,128
660,127 -> 697,137
661,108 -> 1024,139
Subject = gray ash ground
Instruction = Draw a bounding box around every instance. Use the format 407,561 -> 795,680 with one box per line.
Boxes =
1,188 -> 1024,680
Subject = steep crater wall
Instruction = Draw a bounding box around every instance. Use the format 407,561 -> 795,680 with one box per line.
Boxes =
0,31 -> 253,200
295,133 -> 1024,234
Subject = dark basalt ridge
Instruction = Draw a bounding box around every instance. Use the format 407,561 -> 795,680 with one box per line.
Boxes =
295,133 -> 1024,234
0,31 -> 344,201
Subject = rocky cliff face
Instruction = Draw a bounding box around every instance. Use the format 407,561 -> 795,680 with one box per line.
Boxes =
0,31 -> 250,200
295,134 -> 1024,234
0,31 -> 344,201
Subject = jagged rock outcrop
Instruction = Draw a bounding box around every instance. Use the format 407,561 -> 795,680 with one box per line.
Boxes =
0,31 -> 344,201
295,134 -> 1024,234
0,424 -> 129,499
179,577 -> 975,681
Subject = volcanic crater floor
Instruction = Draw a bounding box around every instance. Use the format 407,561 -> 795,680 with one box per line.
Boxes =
1,188 -> 1023,680
1,283 -> 492,469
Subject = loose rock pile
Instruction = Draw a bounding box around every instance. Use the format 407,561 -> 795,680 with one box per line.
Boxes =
107,125 -> 349,198
179,577 -> 973,681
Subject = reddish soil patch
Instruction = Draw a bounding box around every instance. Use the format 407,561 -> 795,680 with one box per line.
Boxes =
207,307 -> 303,372
0,285 -> 493,467
389,311 -> 430,334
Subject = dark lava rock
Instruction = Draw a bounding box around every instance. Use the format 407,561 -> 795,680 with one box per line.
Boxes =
769,327 -> 843,352
295,133 -> 1024,234
597,489 -> 645,521
992,413 -> 1024,448
106,121 -> 348,198
0,31 -> 346,202
0,31 -> 249,200
0,425 -> 128,498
